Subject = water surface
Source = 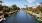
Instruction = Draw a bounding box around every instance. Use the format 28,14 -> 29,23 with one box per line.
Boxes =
2,10 -> 39,23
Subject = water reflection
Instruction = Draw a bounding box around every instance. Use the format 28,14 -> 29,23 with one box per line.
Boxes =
2,10 -> 39,23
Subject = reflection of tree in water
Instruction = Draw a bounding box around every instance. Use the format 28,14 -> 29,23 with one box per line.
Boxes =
13,12 -> 18,16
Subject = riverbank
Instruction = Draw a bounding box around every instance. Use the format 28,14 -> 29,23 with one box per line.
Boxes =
8,10 -> 19,15
5,10 -> 19,16
2,10 -> 39,23
0,10 -> 20,22
24,10 -> 42,23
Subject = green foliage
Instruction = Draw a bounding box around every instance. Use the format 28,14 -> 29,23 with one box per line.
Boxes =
9,8 -> 14,12
12,4 -> 17,10
12,4 -> 20,10
27,7 -> 32,11
40,7 -> 42,13
0,5 -> 3,11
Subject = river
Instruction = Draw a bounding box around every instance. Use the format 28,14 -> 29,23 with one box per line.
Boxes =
2,10 -> 39,23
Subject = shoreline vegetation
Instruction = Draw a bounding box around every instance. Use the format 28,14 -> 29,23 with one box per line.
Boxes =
0,4 -> 20,22
23,6 -> 42,23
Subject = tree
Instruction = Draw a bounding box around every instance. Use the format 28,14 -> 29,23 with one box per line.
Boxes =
0,5 -> 3,11
28,7 -> 32,11
12,4 -> 17,10
40,7 -> 42,13
3,6 -> 10,13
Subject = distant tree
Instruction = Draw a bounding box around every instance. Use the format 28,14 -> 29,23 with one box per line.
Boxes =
17,7 -> 20,10
28,7 -> 32,11
12,4 -> 17,10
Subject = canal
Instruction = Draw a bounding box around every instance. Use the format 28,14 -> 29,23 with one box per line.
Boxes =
2,10 -> 39,23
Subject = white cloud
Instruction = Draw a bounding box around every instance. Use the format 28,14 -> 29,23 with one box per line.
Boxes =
27,0 -> 36,4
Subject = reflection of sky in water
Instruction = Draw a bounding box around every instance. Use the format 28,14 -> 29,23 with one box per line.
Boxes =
2,10 -> 39,23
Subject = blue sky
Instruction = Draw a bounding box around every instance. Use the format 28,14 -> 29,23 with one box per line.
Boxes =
2,0 -> 42,8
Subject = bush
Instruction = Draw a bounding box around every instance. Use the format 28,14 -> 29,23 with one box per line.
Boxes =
40,7 -> 42,13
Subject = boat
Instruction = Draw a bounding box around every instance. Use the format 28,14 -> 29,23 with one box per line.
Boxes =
0,18 -> 6,22
0,13 -> 4,22
34,16 -> 42,23
0,18 -> 3,22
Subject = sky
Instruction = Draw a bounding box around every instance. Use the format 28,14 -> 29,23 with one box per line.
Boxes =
2,0 -> 42,8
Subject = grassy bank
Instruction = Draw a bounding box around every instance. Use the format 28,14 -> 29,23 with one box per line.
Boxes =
24,10 -> 42,23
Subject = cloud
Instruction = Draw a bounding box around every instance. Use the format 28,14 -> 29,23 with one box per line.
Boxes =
27,0 -> 36,4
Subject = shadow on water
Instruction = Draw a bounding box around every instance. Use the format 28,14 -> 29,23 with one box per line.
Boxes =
1,10 -> 39,23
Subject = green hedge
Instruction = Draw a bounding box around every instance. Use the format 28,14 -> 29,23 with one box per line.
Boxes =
40,7 -> 42,13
